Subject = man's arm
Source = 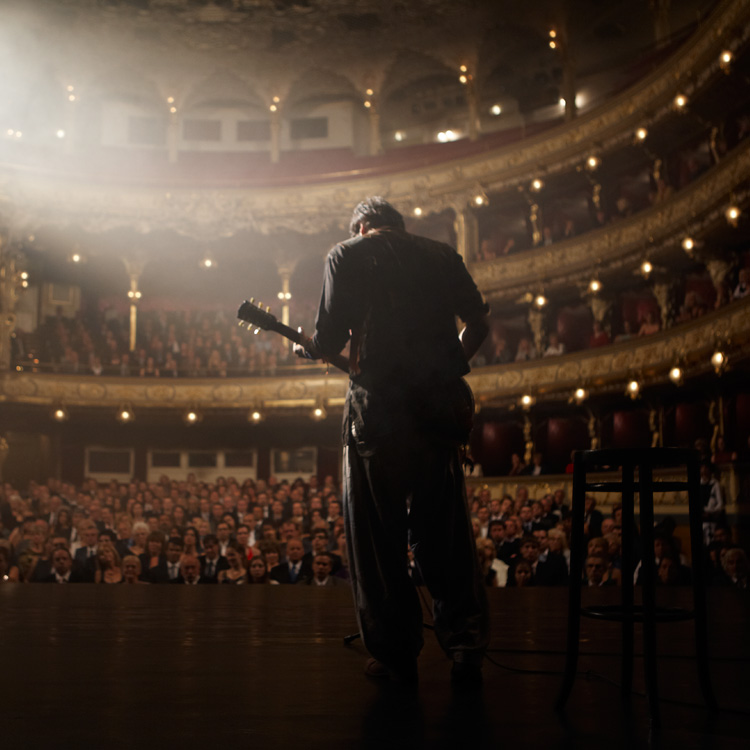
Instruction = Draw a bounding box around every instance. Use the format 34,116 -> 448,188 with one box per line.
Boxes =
459,313 -> 490,361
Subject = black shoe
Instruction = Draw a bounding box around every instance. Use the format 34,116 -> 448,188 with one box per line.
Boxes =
365,658 -> 418,686
451,660 -> 483,688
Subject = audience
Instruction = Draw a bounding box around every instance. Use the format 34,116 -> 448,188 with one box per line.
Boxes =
0,461 -> 744,596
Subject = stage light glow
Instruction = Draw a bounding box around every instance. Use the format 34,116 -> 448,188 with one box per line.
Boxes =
490,104 -> 502,115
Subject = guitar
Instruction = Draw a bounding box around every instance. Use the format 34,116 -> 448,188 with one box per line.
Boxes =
236,299 -> 349,373
236,299 -> 475,443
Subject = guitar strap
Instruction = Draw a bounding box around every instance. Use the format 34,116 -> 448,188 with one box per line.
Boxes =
349,325 -> 362,376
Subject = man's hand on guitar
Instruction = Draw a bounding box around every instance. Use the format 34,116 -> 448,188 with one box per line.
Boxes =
293,328 -> 317,360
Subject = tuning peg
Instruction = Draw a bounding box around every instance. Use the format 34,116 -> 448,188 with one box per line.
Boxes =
249,297 -> 255,304
266,306 -> 270,312
253,328 -> 260,335
237,321 -> 244,327
257,301 -> 263,308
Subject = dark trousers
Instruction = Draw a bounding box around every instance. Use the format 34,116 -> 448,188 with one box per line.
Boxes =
343,431 -> 488,669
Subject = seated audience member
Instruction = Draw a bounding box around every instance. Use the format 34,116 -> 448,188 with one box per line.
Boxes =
721,548 -> 749,589
583,495 -> 604,539
44,548 -> 85,583
477,538 -> 508,587
498,518 -> 521,564
490,337 -> 513,365
521,452 -> 549,476
589,321 -> 610,348
304,529 -> 342,574
700,461 -> 724,544
114,517 -> 133,559
733,268 -> 749,299
121,555 -> 147,584
637,310 -> 660,336
257,540 -> 281,571
218,542 -> 248,584
515,337 -> 537,362
513,561 -> 534,587
128,522 -> 150,558
704,540 -> 730,585
488,520 -> 505,555
73,523 -> 99,581
199,533 -> 228,582
583,555 -> 613,587
182,526 -> 202,558
547,528 -> 570,571
174,554 -> 212,584
248,556 -> 275,584
95,545 -> 123,584
149,537 -> 184,583
657,554 -> 692,586
270,538 -> 311,584
53,507 -> 74,541
508,453 -> 526,476
215,521 -> 232,556
304,552 -> 350,587
544,333 -> 566,357
139,532 -> 167,581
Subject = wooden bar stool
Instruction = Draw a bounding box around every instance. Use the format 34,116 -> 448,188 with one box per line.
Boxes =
555,448 -> 717,728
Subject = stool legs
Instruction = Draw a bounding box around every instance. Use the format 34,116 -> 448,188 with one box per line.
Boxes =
620,461 -> 635,700
687,459 -> 718,710
639,461 -> 660,728
555,454 -> 587,711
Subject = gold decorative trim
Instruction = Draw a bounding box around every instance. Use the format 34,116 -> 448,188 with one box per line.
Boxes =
0,0 -> 747,237
1,297 -> 747,410
471,141 -> 750,298
465,297 -> 750,405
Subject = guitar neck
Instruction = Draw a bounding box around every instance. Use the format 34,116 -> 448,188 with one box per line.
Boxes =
271,320 -> 350,375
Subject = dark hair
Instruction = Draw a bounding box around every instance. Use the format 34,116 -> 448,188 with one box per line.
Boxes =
349,196 -> 405,237
167,536 -> 184,550
202,533 -> 218,546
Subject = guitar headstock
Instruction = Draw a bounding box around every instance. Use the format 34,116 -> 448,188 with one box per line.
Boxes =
237,298 -> 278,334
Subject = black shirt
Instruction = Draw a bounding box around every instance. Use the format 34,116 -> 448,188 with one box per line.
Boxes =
310,227 -> 488,445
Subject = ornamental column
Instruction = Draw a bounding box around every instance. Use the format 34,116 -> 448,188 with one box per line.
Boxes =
453,205 -> 478,263
528,308 -> 545,358
0,233 -> 28,372
276,262 -> 297,353
123,255 -> 147,353
270,98 -> 282,164
364,90 -> 383,156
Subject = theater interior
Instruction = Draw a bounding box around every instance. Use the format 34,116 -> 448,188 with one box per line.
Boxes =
0,1 -> 749,747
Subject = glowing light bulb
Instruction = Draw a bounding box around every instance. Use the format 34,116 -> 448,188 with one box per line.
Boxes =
413,207 -> 423,217
674,94 -> 687,109
588,279 -> 601,293
682,237 -> 694,252
534,294 -> 547,308
490,104 -> 502,116
635,127 -> 648,141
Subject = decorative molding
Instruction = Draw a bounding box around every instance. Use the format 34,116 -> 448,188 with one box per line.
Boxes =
0,0 -> 747,238
2,297 -> 748,411
472,141 -> 750,299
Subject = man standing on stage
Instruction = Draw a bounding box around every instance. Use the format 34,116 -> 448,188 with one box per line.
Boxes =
295,196 -> 489,686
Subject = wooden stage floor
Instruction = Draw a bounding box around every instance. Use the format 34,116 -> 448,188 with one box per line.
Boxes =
1,585 -> 748,749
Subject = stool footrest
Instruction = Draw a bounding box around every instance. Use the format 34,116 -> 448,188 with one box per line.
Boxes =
585,481 -> 690,493
581,604 -> 694,623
